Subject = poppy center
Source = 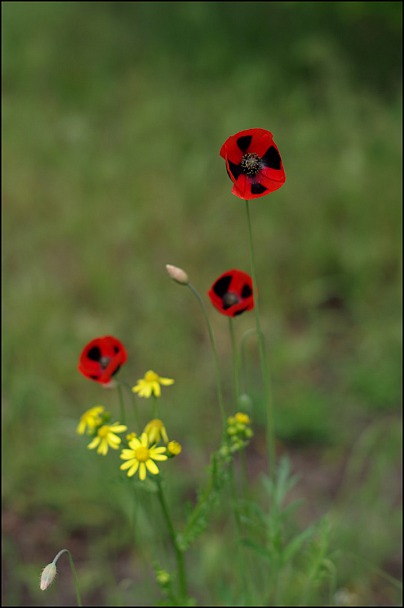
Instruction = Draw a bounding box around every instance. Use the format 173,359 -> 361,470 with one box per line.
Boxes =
223,292 -> 240,307
135,446 -> 150,462
100,356 -> 111,370
241,152 -> 261,176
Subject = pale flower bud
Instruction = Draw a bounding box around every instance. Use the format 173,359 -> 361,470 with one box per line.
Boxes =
165,264 -> 189,285
40,562 -> 57,591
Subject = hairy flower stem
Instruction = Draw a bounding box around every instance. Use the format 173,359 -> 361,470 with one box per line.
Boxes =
155,476 -> 188,602
53,549 -> 82,607
245,200 -> 276,481
187,282 -> 227,430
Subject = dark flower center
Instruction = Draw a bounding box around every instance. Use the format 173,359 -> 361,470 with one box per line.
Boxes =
100,356 -> 111,370
241,153 -> 261,176
223,292 -> 240,308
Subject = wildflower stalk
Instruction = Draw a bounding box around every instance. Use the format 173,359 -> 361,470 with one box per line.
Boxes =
245,200 -> 276,480
152,394 -> 159,419
117,382 -> 126,425
155,476 -> 188,602
186,282 -> 227,429
118,380 -> 141,428
239,328 -> 257,394
228,317 -> 241,401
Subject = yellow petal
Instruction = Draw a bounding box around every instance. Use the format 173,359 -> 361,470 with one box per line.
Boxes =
140,432 -> 149,447
128,437 -> 142,450
112,424 -> 128,433
121,459 -> 135,470
160,377 -> 174,386
87,437 -> 100,450
128,461 -> 139,477
151,452 -> 168,462
146,460 -> 159,475
98,441 -> 108,455
77,420 -> 86,435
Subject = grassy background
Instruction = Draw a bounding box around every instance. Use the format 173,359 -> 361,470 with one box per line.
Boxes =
2,2 -> 402,606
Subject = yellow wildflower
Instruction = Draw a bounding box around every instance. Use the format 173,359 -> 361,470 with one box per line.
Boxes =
120,432 -> 167,480
77,405 -> 105,435
132,370 -> 174,398
144,418 -> 169,444
87,422 -> 127,455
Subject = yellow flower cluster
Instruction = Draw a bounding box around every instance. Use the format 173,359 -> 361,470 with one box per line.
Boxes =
77,371 -> 182,481
77,406 -> 127,456
226,412 -> 253,452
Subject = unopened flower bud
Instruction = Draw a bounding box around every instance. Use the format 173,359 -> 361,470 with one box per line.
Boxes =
237,393 -> 253,411
167,440 -> 182,456
40,563 -> 57,591
156,569 -> 171,585
166,264 -> 189,285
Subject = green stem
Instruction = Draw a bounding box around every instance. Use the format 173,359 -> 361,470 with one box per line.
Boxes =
152,394 -> 159,419
239,328 -> 257,394
52,549 -> 82,607
245,200 -> 276,480
187,282 -> 227,429
228,317 -> 240,403
117,382 -> 126,425
119,380 -> 141,429
155,476 -> 187,601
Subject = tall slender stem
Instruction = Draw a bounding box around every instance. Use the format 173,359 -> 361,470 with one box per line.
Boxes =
155,476 -> 187,601
228,317 -> 240,403
152,394 -> 159,419
245,200 -> 276,480
187,282 -> 227,429
119,380 -> 141,429
117,382 -> 126,425
52,549 -> 82,607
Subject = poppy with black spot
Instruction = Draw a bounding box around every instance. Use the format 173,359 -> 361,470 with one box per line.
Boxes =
78,335 -> 127,384
220,128 -> 286,200
208,270 -> 254,317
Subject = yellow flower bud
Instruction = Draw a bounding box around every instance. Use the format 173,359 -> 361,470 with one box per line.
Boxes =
167,440 -> 182,456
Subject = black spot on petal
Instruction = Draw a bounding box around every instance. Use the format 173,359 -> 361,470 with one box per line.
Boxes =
228,160 -> 243,181
87,346 -> 101,361
113,346 -> 120,354
261,146 -> 281,170
251,183 -> 268,195
90,374 -> 100,380
236,135 -> 252,152
241,284 -> 252,298
213,275 -> 232,297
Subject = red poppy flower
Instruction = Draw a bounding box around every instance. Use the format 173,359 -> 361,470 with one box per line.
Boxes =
220,128 -> 286,200
78,336 -> 127,384
208,270 -> 254,317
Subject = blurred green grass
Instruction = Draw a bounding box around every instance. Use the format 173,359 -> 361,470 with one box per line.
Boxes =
2,2 -> 402,606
